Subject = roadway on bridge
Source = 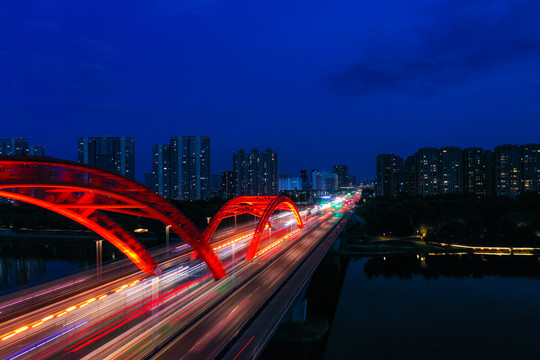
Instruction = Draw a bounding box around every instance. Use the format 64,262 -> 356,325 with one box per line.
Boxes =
0,205 -> 353,360
149,213 -> 348,360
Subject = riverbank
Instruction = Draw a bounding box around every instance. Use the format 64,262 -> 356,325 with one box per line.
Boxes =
339,236 -> 540,256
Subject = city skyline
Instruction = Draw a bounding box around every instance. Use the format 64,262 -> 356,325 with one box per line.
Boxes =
2,1 -> 539,182
375,143 -> 540,197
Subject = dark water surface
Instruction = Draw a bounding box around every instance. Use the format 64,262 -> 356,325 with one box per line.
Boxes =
323,255 -> 540,359
0,236 -> 120,294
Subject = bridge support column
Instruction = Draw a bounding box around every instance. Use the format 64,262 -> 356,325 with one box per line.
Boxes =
331,238 -> 341,252
283,299 -> 307,324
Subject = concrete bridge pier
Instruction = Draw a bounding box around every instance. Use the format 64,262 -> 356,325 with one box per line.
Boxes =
283,298 -> 308,324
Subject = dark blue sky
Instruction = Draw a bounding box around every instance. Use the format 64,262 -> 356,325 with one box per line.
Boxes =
2,0 -> 539,182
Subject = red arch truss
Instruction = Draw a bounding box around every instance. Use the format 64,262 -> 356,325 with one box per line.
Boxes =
202,195 -> 303,261
0,156 -> 226,279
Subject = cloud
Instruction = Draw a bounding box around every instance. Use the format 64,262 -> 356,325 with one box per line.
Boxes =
325,0 -> 540,95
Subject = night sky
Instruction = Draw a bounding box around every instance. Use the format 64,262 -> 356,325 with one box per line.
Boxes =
2,0 -> 539,182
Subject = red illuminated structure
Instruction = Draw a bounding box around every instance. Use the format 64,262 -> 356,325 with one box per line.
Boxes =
0,156 -> 225,279
202,195 -> 303,261
0,157 -> 304,280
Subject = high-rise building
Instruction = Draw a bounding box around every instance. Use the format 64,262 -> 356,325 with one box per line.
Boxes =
439,146 -> 462,194
233,148 -> 279,196
152,144 -> 172,199
152,136 -> 210,200
221,171 -> 236,198
494,144 -> 521,198
279,177 -> 303,191
415,147 -> 439,196
78,136 -> 135,179
375,154 -> 403,197
311,170 -> 338,193
463,147 -> 485,196
403,155 -> 417,195
484,150 -> 496,197
30,145 -> 46,157
387,143 -> 539,198
300,169 -> 309,189
0,138 -> 30,156
521,144 -> 540,194
333,165 -> 350,189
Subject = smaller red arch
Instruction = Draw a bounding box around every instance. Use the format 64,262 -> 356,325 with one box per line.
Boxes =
201,196 -> 303,261
245,196 -> 303,261
202,196 -> 272,244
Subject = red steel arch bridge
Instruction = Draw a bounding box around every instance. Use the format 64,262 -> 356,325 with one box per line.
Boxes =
0,156 -> 303,280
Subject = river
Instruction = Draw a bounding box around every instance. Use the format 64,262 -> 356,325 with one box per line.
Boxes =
324,254 -> 540,359
262,252 -> 540,359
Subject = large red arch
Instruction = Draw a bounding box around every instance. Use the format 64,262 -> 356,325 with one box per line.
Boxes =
201,196 -> 303,261
0,156 -> 226,279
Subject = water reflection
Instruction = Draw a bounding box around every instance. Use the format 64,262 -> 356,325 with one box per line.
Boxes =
263,251 -> 540,360
323,254 -> 540,360
0,238 -> 116,293
364,253 -> 540,280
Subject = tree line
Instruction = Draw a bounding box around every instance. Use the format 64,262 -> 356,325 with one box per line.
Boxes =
355,192 -> 540,245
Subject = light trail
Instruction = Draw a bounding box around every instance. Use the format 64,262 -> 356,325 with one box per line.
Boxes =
232,336 -> 254,360
171,291 -> 220,325
0,279 -> 86,310
0,199 -> 356,360
189,298 -> 253,353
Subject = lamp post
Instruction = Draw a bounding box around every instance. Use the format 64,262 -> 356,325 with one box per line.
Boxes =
165,225 -> 171,258
96,239 -> 103,280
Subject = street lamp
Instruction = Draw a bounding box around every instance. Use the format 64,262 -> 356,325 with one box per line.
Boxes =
96,239 -> 103,280
165,225 -> 172,258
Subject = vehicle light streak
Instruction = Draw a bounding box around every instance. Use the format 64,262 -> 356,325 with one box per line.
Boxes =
189,298 -> 252,352
232,336 -> 254,360
111,333 -> 154,360
113,333 -> 163,360
14,326 -> 28,334
62,292 -> 163,352
257,246 -> 281,262
125,333 -> 162,360
213,233 -> 254,251
115,284 -> 129,292
11,321 -> 88,360
197,299 -> 253,352
69,274 -> 212,353
0,279 -> 85,311
0,279 -> 135,343
173,244 -> 190,253
171,291 -> 219,324
256,228 -> 301,257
